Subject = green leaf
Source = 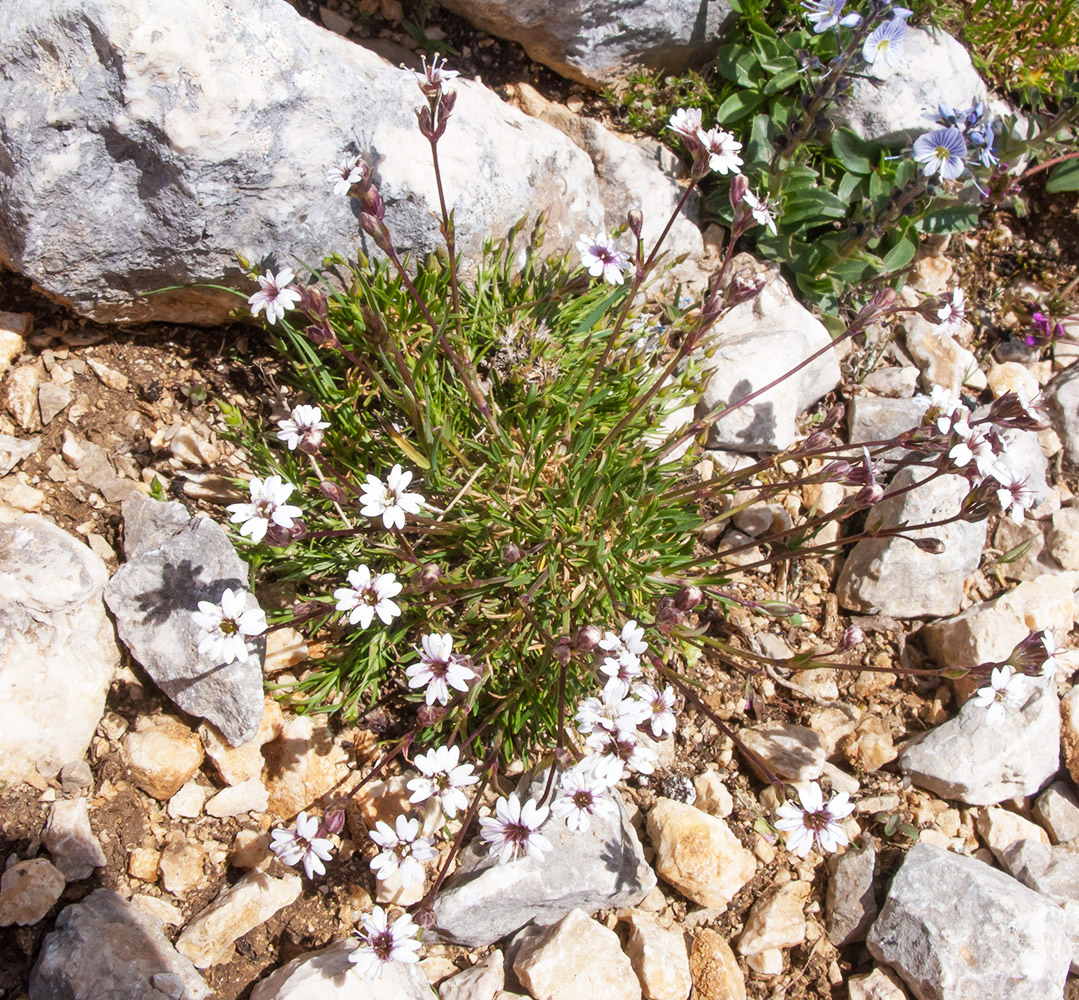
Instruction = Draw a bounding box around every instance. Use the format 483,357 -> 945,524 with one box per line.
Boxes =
881,221 -> 919,272
915,205 -> 982,234
1047,158 -> 1079,193
831,128 -> 876,175
780,188 -> 849,226
837,170 -> 864,202
714,90 -> 767,125
715,44 -> 760,86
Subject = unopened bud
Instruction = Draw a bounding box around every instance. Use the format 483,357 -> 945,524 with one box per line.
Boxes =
264,522 -> 298,547
320,804 -> 346,836
839,625 -> 864,651
674,585 -> 703,613
819,459 -> 852,481
359,184 -> 384,220
728,173 -> 749,209
299,429 -> 325,455
656,596 -> 685,627
417,704 -> 446,727
554,640 -> 572,666
414,907 -> 436,930
418,563 -> 442,590
627,209 -> 644,239
853,482 -> 884,507
319,479 -> 347,503
912,536 -> 945,554
502,541 -> 522,565
802,430 -> 831,452
306,321 -> 338,348
820,403 -> 846,431
726,274 -> 765,308
574,625 -> 603,652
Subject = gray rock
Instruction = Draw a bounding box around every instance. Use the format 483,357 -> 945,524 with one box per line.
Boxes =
439,0 -> 735,88
1046,509 -> 1079,571
0,514 -> 120,783
867,843 -> 1069,1000
250,938 -> 435,1000
1045,365 -> 1079,467
104,494 -> 264,745
1000,839 -> 1079,972
1034,782 -> 1079,844
738,723 -> 825,781
840,28 -> 990,146
835,465 -> 987,618
42,798 -> 106,882
696,255 -> 841,453
0,433 -> 39,475
29,889 -> 210,1000
438,950 -> 504,1000
431,773 -> 655,947
899,681 -> 1059,806
37,382 -> 72,426
826,835 -> 878,946
848,394 -> 930,467
0,0 -> 604,325
861,366 -> 918,398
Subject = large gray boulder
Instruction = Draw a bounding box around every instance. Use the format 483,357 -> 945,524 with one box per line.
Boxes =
0,0 -> 605,325
0,514 -> 120,783
1045,365 -> 1079,467
867,843 -> 1069,1000
440,0 -> 735,89
104,495 -> 264,745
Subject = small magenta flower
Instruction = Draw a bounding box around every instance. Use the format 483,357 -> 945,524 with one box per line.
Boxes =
913,127 -> 968,180
407,744 -> 479,819
368,815 -> 437,888
333,565 -> 402,628
774,782 -> 854,857
248,268 -> 302,326
405,633 -> 475,706
576,234 -> 630,285
270,811 -> 336,879
191,588 -> 267,664
348,906 -> 422,980
862,17 -> 907,68
479,793 -> 553,864
276,404 -> 330,452
227,475 -> 303,544
972,665 -> 1028,723
696,127 -> 744,175
359,464 -> 425,530
1027,310 -> 1066,347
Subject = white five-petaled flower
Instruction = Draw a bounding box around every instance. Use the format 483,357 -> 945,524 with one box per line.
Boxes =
936,288 -> 965,337
269,811 -> 336,879
248,268 -> 302,326
633,682 -> 678,739
368,814 -> 437,888
928,385 -> 965,433
774,782 -> 854,857
862,17 -> 907,69
348,906 -> 422,980
333,565 -> 403,628
972,665 -> 1029,724
407,744 -> 479,819
599,620 -> 648,660
667,107 -> 704,140
576,234 -> 630,286
992,463 -> 1035,525
328,154 -> 366,196
913,127 -> 968,180
191,587 -> 267,664
552,757 -> 622,832
479,793 -> 553,864
948,419 -> 997,477
359,464 -> 425,531
1040,632 -> 1069,679
743,189 -> 778,234
586,726 -> 658,775
696,127 -> 744,175
227,475 -> 303,544
276,404 -> 330,452
405,632 -> 475,706
575,686 -> 650,736
417,53 -> 459,94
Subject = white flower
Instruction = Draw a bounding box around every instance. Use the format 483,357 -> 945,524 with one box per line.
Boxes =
948,419 -> 997,477
774,782 -> 854,857
227,475 -> 303,544
585,727 -> 657,775
276,404 -> 330,451
972,665 -> 1029,724
333,565 -> 403,628
405,633 -> 475,706
576,234 -> 630,286
359,464 -> 425,530
328,154 -> 366,196
862,17 -> 907,69
407,744 -> 479,819
936,288 -> 965,337
369,814 -> 437,888
598,620 -> 648,659
802,0 -> 862,32
696,127 -> 744,175
552,758 -> 621,832
575,686 -> 650,736
479,793 -> 553,864
269,811 -> 335,879
667,107 -> 704,140
191,587 -> 267,664
633,683 -> 677,738
417,53 -> 459,93
743,189 -> 778,234
1041,631 -> 1065,679
928,385 -> 965,433
248,268 -> 302,325
348,906 -> 422,980
992,464 -> 1035,525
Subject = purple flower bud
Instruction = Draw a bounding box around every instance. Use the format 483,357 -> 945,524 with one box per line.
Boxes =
656,596 -> 685,627
574,625 -> 603,652
417,704 -> 446,727
627,209 -> 644,238
729,173 -> 749,209
853,482 -> 884,507
319,804 -> 346,837
911,536 -> 945,553
306,321 -> 338,348
299,430 -> 325,456
674,585 -> 704,613
502,541 -> 522,565
319,480 -> 347,503
802,431 -> 831,452
840,625 -> 864,651
554,640 -> 572,666
819,460 -> 852,481
418,563 -> 442,590
414,907 -> 436,930
820,403 -> 846,431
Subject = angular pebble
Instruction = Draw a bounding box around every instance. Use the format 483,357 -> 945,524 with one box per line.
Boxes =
43,798 -> 106,881
690,929 -> 745,1000
738,723 -> 824,781
438,949 -> 503,1000
0,858 -> 65,926
124,715 -> 205,800
624,912 -> 692,1000
1034,781 -> 1079,844
826,835 -> 878,946
737,881 -> 809,955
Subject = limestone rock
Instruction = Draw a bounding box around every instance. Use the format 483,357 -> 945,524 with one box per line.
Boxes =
6,363 -> 43,432
159,841 -> 206,896
124,716 -> 205,801
1047,509 -> 1079,571
199,698 -> 283,786
646,797 -> 755,909
0,514 -> 119,783
689,929 -> 745,1000
439,0 -> 734,89
737,881 -> 810,956
176,870 -> 302,969
105,494 -> 264,745
0,858 -> 65,926
167,781 -> 212,820
836,466 -> 987,618
848,967 -> 909,1000
738,723 -> 825,781
692,770 -> 733,818
431,774 -> 654,948
0,433 -> 39,475
438,950 -> 503,1000
976,806 -> 1051,864
0,0 -> 604,325
867,843 -> 1069,1000
1034,782 -> 1079,844
825,835 -> 877,946
512,908 -> 641,1000
899,681 -> 1060,805
43,798 -> 107,881
848,394 -> 930,467
29,889 -> 209,1000
205,778 -> 269,818
250,937 -> 436,1000
839,716 -> 897,774
696,255 -> 841,453
1000,838 -> 1079,970
862,366 -> 919,398
624,912 -> 692,1000
1045,364 -> 1079,467
264,713 -> 353,817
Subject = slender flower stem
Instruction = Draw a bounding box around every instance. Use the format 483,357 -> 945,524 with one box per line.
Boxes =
428,137 -> 466,345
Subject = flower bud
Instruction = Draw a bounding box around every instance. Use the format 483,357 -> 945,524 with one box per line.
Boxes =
852,482 -> 884,507
574,625 -> 603,652
839,625 -> 864,651
656,596 -> 685,627
319,479 -> 347,503
414,907 -> 436,930
418,563 -> 442,590
627,209 -> 644,239
502,541 -> 522,565
320,804 -> 346,837
299,429 -> 325,455
819,460 -> 852,481
728,173 -> 749,209
417,704 -> 446,727
306,321 -> 338,348
674,585 -> 703,613
802,430 -> 831,452
554,640 -> 572,666
911,536 -> 945,553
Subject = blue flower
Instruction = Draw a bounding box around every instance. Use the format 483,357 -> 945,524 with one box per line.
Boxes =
913,127 -> 968,180
862,17 -> 908,68
803,0 -> 862,32
967,123 -> 998,168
